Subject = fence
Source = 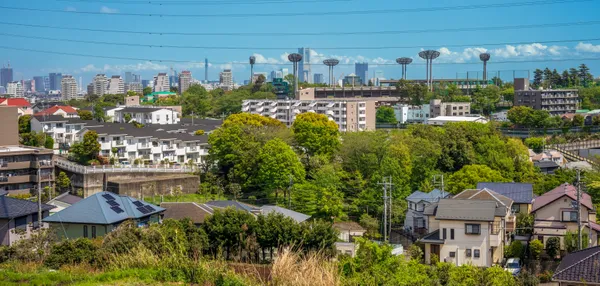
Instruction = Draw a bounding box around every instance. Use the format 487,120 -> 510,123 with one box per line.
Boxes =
55,158 -> 196,174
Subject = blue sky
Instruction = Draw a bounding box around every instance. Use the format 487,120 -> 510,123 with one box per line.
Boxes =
2,0 -> 600,85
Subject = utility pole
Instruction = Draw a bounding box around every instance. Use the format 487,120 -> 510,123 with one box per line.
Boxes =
577,169 -> 583,250
383,178 -> 387,242
37,158 -> 42,229
287,174 -> 293,208
379,176 -> 394,242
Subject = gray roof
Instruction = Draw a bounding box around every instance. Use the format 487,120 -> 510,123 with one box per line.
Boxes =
553,246 -> 600,284
205,200 -> 260,213
534,160 -> 560,169
423,203 -> 438,216
434,199 -> 498,221
81,123 -> 208,143
33,115 -> 67,122
117,107 -> 168,113
453,189 -> 512,217
261,205 -> 310,223
406,189 -> 450,204
0,196 -> 54,219
476,182 -> 533,204
43,191 -> 164,224
50,192 -> 82,205
420,229 -> 444,244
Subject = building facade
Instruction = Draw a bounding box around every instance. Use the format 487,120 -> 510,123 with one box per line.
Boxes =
298,47 -> 311,83
92,74 -> 108,96
49,73 -> 62,91
314,73 -> 324,84
113,107 -> 180,125
0,146 -> 54,195
513,78 -> 579,115
153,73 -> 169,92
33,76 -> 46,93
355,62 -> 368,86
61,75 -> 78,100
242,99 -> 376,132
6,82 -> 24,97
125,82 -> 143,94
0,65 -> 13,88
297,87 -> 400,102
430,99 -> 471,117
107,75 -> 125,95
343,74 -> 363,87
178,71 -> 192,94
219,69 -> 233,91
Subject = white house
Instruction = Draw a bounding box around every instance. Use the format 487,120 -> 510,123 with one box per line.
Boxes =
113,107 -> 180,125
31,116 -> 102,153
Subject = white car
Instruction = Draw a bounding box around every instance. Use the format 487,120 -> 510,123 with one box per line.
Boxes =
504,258 -> 521,276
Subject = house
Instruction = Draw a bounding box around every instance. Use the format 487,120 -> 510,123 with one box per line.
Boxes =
552,246 -> 600,285
534,160 -> 561,174
531,183 -> 600,249
404,189 -> 450,235
476,182 -> 534,214
0,98 -> 32,116
420,188 -> 515,267
113,107 -> 180,125
333,221 -> 366,257
43,191 -> 165,239
32,101 -> 65,113
261,205 -> 310,223
46,192 -> 82,214
160,202 -> 214,225
0,192 -> 54,245
34,106 -> 79,118
31,116 -> 100,152
531,150 -> 565,167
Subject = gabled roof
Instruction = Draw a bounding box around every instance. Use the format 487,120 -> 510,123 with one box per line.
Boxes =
453,188 -> 513,217
534,160 -> 560,169
48,192 -> 82,205
0,98 -> 30,107
0,196 -> 54,219
33,115 -> 68,123
261,205 -> 310,223
532,183 -> 594,213
333,221 -> 365,232
406,189 -> 450,204
205,200 -> 260,213
434,199 -> 498,221
553,246 -> 600,284
160,202 -> 213,224
43,191 -> 164,224
476,183 -> 533,204
34,106 -> 78,116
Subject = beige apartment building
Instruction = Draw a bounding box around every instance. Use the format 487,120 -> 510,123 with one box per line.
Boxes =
242,99 -> 376,132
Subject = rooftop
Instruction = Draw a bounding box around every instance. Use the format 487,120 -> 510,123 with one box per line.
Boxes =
532,183 -> 595,213
435,199 -> 499,221
476,183 -> 533,204
553,246 -> 600,284
0,146 -> 53,154
160,202 -> 214,225
406,189 -> 449,204
428,116 -> 488,122
0,195 -> 54,219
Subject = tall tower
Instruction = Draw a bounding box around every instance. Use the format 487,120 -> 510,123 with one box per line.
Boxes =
288,53 -> 303,97
204,58 -> 208,83
418,50 -> 440,92
297,48 -> 311,83
249,56 -> 256,84
323,59 -> 339,87
396,57 -> 413,80
479,53 -> 491,81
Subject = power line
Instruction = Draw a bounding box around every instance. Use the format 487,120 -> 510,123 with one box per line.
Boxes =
2,20 -> 600,37
1,45 -> 599,66
0,0 -> 593,18
1,32 -> 599,51
56,0 -> 352,5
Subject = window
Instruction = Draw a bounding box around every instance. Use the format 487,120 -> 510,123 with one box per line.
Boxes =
92,226 -> 96,238
15,216 -> 27,230
465,224 -> 481,235
511,204 -> 521,213
562,211 -> 578,222
450,229 -> 455,240
449,252 -> 456,258
466,249 -> 472,257
442,228 -> 447,239
83,225 -> 88,238
56,123 -> 63,128
474,249 -> 480,258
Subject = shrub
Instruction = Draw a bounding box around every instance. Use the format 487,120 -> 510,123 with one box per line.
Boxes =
516,270 -> 539,286
529,239 -> 543,260
408,244 -> 424,262
44,238 -> 98,269
537,270 -> 553,283
194,130 -> 205,136
546,237 -> 560,259
507,241 -> 524,259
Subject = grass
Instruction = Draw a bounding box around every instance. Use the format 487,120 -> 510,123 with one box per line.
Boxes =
144,193 -> 226,205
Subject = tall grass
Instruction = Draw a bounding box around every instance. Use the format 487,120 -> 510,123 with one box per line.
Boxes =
270,249 -> 340,286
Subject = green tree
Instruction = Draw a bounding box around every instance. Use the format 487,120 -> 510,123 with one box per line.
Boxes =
447,164 -> 507,194
529,239 -> 543,260
516,212 -> 534,235
359,213 -> 380,239
44,136 -> 54,149
20,131 -> 46,147
376,106 -> 397,124
93,105 -> 106,122
77,110 -> 93,120
18,115 -> 32,134
396,79 -> 429,105
572,114 -> 585,127
579,63 -> 594,87
533,69 -> 543,88
143,87 -> 152,95
507,241 -> 524,259
255,138 -> 305,200
182,85 -> 212,117
501,87 -> 515,102
546,237 -> 560,259
70,131 -> 101,165
448,264 -> 484,286
56,171 -> 71,192
472,86 -> 501,115
524,137 -> 545,153
564,230 -> 588,253
292,112 -> 340,157
123,113 -> 132,123
484,266 -> 516,286
202,208 -> 256,260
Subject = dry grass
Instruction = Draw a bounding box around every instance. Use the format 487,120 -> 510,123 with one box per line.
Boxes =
270,250 -> 340,286
104,245 -> 160,271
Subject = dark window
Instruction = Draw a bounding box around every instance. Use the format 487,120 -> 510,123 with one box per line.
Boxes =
466,249 -> 472,257
32,213 -> 38,224
474,249 -> 480,258
511,204 -> 521,213
449,252 -> 456,258
83,225 -> 88,238
562,211 -> 578,222
450,229 -> 455,240
92,226 -> 96,238
538,235 -> 544,242
442,228 -> 447,239
465,224 -> 481,235
15,216 -> 28,229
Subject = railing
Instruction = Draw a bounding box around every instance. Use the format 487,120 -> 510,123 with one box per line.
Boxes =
55,157 -> 196,174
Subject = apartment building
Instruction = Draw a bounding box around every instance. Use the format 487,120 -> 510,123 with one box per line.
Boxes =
220,69 -> 233,91
429,99 -> 471,117
113,107 -> 180,125
107,75 -> 125,95
31,116 -> 101,151
178,71 -> 192,94
298,87 -> 400,102
61,75 -> 78,100
92,74 -> 108,96
242,99 -> 376,132
6,82 -> 24,97
153,73 -> 169,92
125,82 -> 143,94
513,78 -> 579,115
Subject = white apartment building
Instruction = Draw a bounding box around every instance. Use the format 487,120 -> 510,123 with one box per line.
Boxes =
125,82 -> 143,94
6,82 -> 24,97
153,73 -> 169,92
219,69 -> 233,91
93,74 -> 108,96
178,71 -> 192,94
242,99 -> 376,132
61,75 -> 78,101
30,115 -> 102,153
107,75 -> 125,95
113,107 -> 180,125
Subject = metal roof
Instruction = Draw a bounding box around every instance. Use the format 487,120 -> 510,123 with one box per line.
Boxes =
476,182 -> 533,204
435,199 -> 498,221
406,189 -> 450,204
261,205 -> 311,223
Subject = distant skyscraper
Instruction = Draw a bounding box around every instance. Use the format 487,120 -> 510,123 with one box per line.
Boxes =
33,76 -> 45,92
141,80 -> 151,89
61,75 -> 78,100
219,69 -> 233,91
87,83 -> 94,95
281,68 -> 289,78
92,74 -> 108,96
43,76 -> 50,91
107,75 -> 125,94
133,74 -> 141,83
124,72 -> 133,83
178,71 -> 192,94
298,48 -> 311,83
313,73 -> 324,84
153,73 -> 169,92
205,58 -> 209,83
355,63 -> 368,86
1,63 -> 13,88
49,73 -> 63,91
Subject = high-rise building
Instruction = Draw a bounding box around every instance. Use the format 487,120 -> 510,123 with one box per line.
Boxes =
355,63 -> 368,86
43,76 -> 50,91
1,63 -> 13,88
298,48 -> 311,83
141,79 -> 151,89
61,75 -> 78,100
134,74 -> 141,83
124,72 -> 133,83
169,70 -> 178,88
49,73 -> 63,91
6,82 -> 24,97
33,76 -> 46,93
87,83 -> 94,95
219,69 -> 233,91
343,73 -> 363,87
107,75 -> 125,94
281,68 -> 289,78
92,74 -> 108,96
23,80 -> 34,93
314,73 -> 324,84
153,73 -> 169,92
178,71 -> 192,94
125,82 -> 143,94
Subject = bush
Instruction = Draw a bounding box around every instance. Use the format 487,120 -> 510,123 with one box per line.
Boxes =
516,270 -> 539,286
546,237 -> 560,259
537,270 -> 553,283
194,130 -> 205,136
507,241 -> 524,259
44,238 -> 98,269
408,244 -> 424,262
529,239 -> 543,260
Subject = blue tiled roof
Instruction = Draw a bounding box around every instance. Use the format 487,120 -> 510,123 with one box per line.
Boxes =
43,191 -> 164,224
0,196 -> 54,219
476,182 -> 534,204
406,189 -> 450,203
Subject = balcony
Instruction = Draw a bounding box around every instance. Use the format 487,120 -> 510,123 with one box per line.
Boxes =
162,145 -> 175,151
0,175 -> 31,184
31,174 -> 53,183
0,161 -> 30,170
114,140 -> 125,147
33,160 -> 54,169
142,155 -> 151,160
138,143 -> 151,149
186,146 -> 198,153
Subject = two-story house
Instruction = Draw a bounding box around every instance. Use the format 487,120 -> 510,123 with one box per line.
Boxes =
531,183 -> 600,249
420,188 -> 514,266
477,182 -> 534,214
0,192 -> 54,245
404,189 -> 450,235
113,107 -> 180,125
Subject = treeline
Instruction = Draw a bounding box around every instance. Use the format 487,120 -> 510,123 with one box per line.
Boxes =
533,64 -> 594,89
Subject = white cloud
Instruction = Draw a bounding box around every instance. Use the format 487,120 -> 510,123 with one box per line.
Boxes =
65,6 -> 76,11
80,64 -> 101,73
436,47 -> 488,63
491,43 -> 567,58
78,61 -> 169,74
576,42 -> 600,53
100,6 -> 119,13
251,53 -> 280,64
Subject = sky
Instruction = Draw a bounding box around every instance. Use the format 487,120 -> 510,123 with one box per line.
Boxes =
1,0 -> 600,85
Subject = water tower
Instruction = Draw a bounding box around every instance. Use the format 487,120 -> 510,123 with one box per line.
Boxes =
323,59 -> 340,87
249,56 -> 256,84
479,53 -> 491,81
287,53 -> 303,96
418,50 -> 440,91
396,57 -> 413,80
